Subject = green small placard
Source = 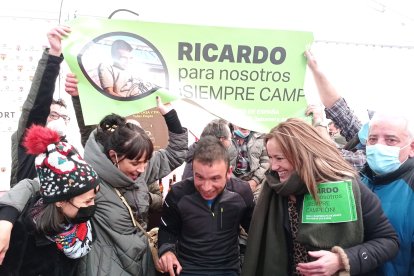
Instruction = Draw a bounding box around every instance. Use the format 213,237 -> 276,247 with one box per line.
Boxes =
302,180 -> 357,224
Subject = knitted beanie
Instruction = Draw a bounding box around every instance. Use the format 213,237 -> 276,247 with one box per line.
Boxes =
23,125 -> 99,203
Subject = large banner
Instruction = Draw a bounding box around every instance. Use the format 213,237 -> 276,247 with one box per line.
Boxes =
63,17 -> 313,132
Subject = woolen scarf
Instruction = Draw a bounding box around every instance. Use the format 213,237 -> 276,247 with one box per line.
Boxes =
242,171 -> 363,276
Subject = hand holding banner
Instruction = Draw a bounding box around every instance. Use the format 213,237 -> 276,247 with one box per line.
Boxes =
63,17 -> 313,132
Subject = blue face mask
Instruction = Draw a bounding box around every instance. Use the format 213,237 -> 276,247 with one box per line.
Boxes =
366,144 -> 409,175
234,129 -> 249,139
358,122 -> 369,145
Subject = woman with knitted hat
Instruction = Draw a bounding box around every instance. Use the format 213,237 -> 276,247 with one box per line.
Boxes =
0,125 -> 100,275
0,96 -> 188,275
242,118 -> 399,276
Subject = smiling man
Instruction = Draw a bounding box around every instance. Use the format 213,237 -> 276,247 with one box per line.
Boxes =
305,49 -> 414,275
158,136 -> 254,276
360,111 -> 414,275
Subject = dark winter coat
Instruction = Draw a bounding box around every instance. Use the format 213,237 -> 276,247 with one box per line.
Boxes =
0,195 -> 79,276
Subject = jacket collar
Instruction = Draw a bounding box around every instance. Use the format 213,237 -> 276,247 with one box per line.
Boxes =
361,157 -> 414,185
84,129 -> 136,188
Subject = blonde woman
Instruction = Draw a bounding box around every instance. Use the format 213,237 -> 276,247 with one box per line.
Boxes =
242,118 -> 399,276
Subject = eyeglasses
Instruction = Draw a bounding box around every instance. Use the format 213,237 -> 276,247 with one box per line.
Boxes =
49,111 -> 70,122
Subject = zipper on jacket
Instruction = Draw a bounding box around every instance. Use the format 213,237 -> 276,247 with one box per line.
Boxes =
220,207 -> 223,229
207,199 -> 215,217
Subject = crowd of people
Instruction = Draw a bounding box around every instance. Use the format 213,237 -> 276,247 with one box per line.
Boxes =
0,25 -> 412,276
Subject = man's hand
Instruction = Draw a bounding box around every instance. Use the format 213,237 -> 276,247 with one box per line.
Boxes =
296,250 -> 344,276
305,104 -> 324,126
65,73 -> 79,97
159,251 -> 182,276
47,26 -> 71,57
304,49 -> 341,108
304,50 -> 318,72
156,96 -> 173,116
0,220 -> 13,265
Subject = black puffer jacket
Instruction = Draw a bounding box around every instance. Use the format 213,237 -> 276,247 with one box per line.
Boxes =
158,177 -> 254,274
0,195 -> 79,276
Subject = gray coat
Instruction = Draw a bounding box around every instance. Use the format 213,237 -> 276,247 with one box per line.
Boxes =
232,131 -> 269,184
71,96 -> 164,212
78,128 -> 188,275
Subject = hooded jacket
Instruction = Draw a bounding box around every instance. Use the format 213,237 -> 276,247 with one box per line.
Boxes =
232,131 -> 269,185
76,124 -> 188,275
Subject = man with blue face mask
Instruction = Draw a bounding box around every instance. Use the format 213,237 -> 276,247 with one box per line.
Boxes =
364,112 -> 413,176
360,112 -> 414,275
305,49 -> 414,275
366,140 -> 410,175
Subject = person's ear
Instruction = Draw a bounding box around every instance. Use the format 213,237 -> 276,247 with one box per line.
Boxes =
226,166 -> 233,180
409,140 -> 414,158
55,201 -> 65,208
108,149 -> 117,164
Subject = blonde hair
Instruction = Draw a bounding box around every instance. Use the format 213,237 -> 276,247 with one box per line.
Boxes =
265,118 -> 357,201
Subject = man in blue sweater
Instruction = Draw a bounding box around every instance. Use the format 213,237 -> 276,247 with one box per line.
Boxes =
306,49 -> 414,275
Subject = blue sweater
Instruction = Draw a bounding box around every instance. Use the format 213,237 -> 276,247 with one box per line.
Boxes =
361,158 -> 414,276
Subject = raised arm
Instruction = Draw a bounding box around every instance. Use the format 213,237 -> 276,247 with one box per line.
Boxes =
64,73 -> 96,148
144,97 -> 188,184
10,26 -> 69,184
305,50 -> 341,108
15,26 -> 69,137
305,50 -> 362,141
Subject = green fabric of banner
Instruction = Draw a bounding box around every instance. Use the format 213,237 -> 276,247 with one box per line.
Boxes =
63,17 -> 313,131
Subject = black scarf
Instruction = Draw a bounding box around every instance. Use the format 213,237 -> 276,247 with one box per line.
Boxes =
242,171 -> 363,276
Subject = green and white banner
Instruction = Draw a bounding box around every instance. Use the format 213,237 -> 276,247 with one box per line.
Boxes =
302,180 -> 358,224
63,17 -> 313,132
